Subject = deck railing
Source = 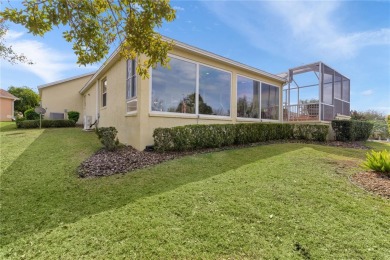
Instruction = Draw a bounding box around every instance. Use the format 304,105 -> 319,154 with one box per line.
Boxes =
283,103 -> 319,121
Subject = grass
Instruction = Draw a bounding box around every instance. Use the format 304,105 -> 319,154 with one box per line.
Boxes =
0,123 -> 389,259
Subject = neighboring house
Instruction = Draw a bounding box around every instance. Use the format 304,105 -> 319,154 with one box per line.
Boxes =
39,37 -> 350,151
38,72 -> 95,124
0,89 -> 19,121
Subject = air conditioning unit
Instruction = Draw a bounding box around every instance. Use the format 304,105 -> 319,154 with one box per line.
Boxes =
84,115 -> 94,130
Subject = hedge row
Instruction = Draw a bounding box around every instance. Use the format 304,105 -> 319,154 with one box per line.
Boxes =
16,119 -> 76,129
331,120 -> 373,141
153,123 -> 329,152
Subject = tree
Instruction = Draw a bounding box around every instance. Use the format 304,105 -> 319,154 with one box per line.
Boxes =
387,115 -> 390,137
1,0 -> 176,78
7,86 -> 40,114
0,18 -> 32,64
350,109 -> 385,121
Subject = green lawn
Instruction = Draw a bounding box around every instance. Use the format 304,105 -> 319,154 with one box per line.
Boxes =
1,123 -> 389,259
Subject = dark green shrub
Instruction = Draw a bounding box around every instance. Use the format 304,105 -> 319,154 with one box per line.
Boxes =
67,111 -> 80,123
293,124 -> 329,141
16,119 -> 75,129
96,127 -> 119,151
153,123 -> 330,152
332,120 -> 373,141
24,108 -> 40,120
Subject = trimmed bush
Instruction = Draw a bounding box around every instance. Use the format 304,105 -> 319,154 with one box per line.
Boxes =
332,120 -> 373,141
96,127 -> 119,151
24,108 -> 40,120
362,150 -> 390,176
67,111 -> 80,123
153,123 -> 329,152
16,119 -> 76,129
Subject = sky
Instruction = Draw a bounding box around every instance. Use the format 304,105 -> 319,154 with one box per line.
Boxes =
1,0 -> 389,115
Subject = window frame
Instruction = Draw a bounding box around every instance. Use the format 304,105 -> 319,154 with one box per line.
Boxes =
260,82 -> 280,121
149,54 -> 233,119
126,59 -> 137,114
236,73 -> 280,122
101,77 -> 107,108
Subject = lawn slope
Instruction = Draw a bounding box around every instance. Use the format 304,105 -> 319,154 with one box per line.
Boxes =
2,146 -> 389,259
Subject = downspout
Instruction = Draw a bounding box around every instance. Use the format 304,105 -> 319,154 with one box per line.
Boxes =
95,81 -> 99,128
319,62 -> 323,121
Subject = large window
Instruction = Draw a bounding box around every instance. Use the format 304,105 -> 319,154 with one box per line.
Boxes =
261,83 -> 279,120
126,59 -> 137,112
199,65 -> 231,116
151,56 -> 231,116
237,75 -> 260,118
152,57 -> 196,113
101,78 -> 107,107
237,76 -> 279,120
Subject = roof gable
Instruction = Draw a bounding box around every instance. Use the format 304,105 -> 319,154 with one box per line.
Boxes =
0,89 -> 19,100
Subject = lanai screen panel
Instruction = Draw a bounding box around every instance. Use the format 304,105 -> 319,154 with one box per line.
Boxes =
284,62 -> 350,122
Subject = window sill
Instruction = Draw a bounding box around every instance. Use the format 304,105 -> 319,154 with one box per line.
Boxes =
149,112 -> 233,121
149,112 -> 198,119
236,117 -> 261,122
100,107 -> 107,110
236,117 -> 280,123
125,112 -> 137,117
198,114 -> 232,121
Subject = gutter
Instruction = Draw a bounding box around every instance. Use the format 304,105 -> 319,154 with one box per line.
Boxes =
80,36 -> 286,94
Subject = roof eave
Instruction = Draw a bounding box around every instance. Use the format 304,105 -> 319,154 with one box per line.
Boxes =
38,72 -> 96,90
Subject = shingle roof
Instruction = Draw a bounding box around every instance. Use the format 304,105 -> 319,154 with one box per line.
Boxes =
0,89 -> 19,100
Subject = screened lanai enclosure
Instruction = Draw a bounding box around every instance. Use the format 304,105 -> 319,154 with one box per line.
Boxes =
283,62 -> 350,122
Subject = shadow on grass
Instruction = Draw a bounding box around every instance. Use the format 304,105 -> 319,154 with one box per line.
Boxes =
1,130 -> 383,246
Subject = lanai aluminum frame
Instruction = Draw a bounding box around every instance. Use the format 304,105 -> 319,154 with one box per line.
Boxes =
283,62 -> 350,122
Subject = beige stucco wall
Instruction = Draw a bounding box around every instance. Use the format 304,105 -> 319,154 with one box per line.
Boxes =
0,98 -> 14,121
83,45 -> 285,150
136,47 -> 285,149
93,59 -> 141,149
40,75 -> 92,124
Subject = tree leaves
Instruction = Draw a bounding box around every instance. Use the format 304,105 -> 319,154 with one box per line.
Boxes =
1,0 -> 176,78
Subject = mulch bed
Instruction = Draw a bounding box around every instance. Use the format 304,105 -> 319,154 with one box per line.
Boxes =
78,140 -> 372,178
351,172 -> 390,199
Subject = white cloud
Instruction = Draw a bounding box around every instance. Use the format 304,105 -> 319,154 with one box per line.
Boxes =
361,89 -> 374,96
2,30 -> 95,83
4,30 -> 24,41
173,6 -> 184,11
202,1 -> 390,61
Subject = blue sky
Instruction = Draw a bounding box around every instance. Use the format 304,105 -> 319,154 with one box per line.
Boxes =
1,0 -> 389,114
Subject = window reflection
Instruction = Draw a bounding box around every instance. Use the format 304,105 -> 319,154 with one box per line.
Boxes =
199,65 -> 231,116
261,83 -> 279,120
151,57 -> 196,113
237,75 -> 259,118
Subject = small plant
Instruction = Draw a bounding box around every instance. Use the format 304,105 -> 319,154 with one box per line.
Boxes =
24,108 -> 40,120
67,111 -> 80,123
362,150 -> 390,176
96,127 -> 120,151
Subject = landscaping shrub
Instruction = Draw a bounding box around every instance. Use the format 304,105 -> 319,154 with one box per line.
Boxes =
293,124 -> 329,141
16,119 -> 76,129
24,108 -> 40,120
154,123 -> 329,152
96,127 -> 119,151
332,120 -> 373,141
67,111 -> 80,123
362,150 -> 390,176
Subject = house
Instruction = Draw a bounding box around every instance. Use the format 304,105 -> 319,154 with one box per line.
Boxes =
0,89 -> 19,121
38,72 -> 95,124
38,37 -> 350,151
